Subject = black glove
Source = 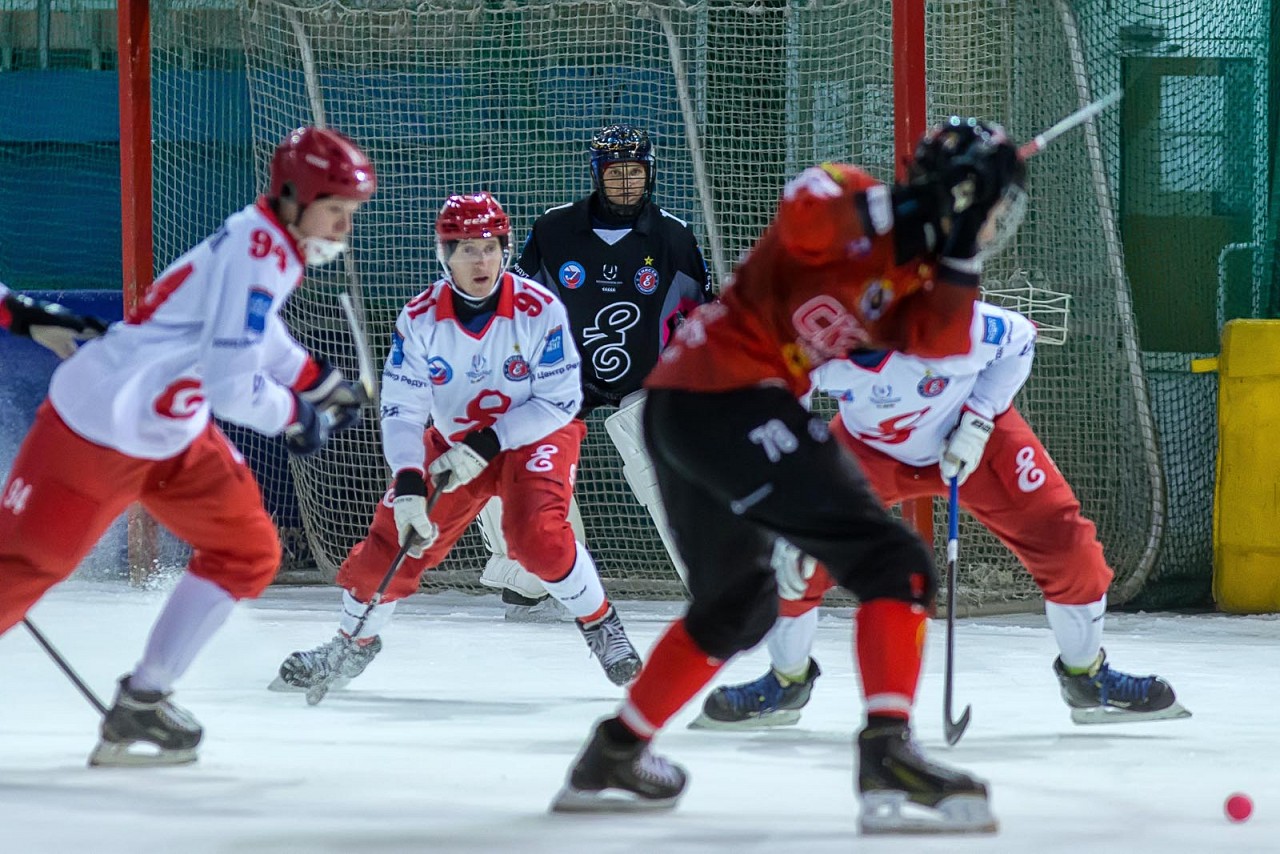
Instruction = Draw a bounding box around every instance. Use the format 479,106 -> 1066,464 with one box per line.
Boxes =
297,357 -> 365,433
938,147 -> 1021,261
283,394 -> 329,457
2,292 -> 108,358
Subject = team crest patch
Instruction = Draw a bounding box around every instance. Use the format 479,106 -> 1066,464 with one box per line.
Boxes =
558,261 -> 586,290
540,325 -> 565,365
634,265 -> 660,295
390,331 -> 405,367
245,287 -> 273,333
917,374 -> 950,398
427,356 -> 453,385
859,280 -> 893,321
504,354 -> 531,381
982,314 -> 1007,345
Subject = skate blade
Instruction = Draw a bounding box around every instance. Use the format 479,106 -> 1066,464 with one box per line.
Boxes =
687,709 -> 801,730
859,792 -> 998,835
550,785 -> 681,814
88,740 -> 198,768
1070,701 -> 1192,725
267,674 -> 350,694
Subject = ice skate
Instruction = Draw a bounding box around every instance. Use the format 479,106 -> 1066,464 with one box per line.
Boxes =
88,675 -> 202,768
1054,649 -> 1190,724
690,659 -> 821,729
551,718 -> 687,813
857,718 -> 997,834
501,588 -> 570,623
578,607 -> 642,685
269,633 -> 382,694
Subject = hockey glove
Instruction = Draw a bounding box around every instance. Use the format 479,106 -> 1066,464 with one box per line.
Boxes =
771,538 -> 818,601
297,356 -> 365,433
939,409 -> 995,487
283,394 -> 330,457
427,428 -> 500,493
392,469 -> 439,558
938,152 -> 1019,263
1,292 -> 108,359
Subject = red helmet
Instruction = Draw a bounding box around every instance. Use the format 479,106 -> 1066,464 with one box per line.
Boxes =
435,192 -> 511,242
269,126 -> 376,206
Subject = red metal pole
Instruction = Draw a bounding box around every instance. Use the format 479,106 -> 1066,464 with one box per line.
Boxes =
893,0 -> 934,543
117,0 -> 159,582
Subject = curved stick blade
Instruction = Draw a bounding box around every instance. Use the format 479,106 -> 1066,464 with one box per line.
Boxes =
945,705 -> 972,746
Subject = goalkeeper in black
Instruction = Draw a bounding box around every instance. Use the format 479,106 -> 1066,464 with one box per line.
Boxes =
479,124 -> 712,613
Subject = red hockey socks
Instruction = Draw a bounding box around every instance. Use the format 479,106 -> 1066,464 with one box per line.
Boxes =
856,598 -> 927,720
618,619 -> 724,738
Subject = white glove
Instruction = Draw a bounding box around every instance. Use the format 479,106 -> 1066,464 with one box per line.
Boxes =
771,538 -> 817,601
392,470 -> 439,558
30,326 -> 95,359
427,442 -> 490,493
939,409 -> 995,486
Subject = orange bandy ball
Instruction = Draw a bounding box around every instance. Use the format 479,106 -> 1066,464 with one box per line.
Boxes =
1225,793 -> 1253,822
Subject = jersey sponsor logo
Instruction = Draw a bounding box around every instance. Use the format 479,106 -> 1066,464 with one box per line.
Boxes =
581,302 -> 642,383
245,287 -> 273,334
449,389 -> 512,441
634,264 -> 660,295
540,325 -> 565,366
558,261 -> 586,290
427,356 -> 453,385
503,354 -> 531,381
747,418 -> 799,463
1015,446 -> 1046,492
982,314 -> 1008,345
917,374 -> 950,398
466,353 -> 490,383
870,383 -> 901,407
602,264 -> 620,282
791,295 -> 871,367
390,331 -> 405,367
380,404 -> 400,419
856,408 -> 930,445
154,377 -> 206,419
526,443 -> 560,473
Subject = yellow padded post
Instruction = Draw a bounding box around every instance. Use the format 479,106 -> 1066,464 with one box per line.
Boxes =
1214,320 -> 1280,613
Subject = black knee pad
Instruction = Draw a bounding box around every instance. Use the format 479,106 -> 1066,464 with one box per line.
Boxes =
833,530 -> 938,608
684,577 -> 779,661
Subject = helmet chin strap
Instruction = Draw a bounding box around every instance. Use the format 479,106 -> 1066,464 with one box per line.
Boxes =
298,236 -> 348,267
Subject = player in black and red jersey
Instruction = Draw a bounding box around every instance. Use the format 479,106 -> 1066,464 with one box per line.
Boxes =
551,118 -> 1027,834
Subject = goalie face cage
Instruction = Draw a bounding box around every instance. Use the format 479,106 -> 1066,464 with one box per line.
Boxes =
136,0 -> 1265,611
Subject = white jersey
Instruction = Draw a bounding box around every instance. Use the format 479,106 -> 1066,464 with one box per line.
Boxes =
810,303 -> 1036,466
0,281 -> 9,302
49,200 -> 310,459
380,271 -> 584,474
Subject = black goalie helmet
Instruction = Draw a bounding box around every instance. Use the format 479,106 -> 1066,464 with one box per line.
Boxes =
908,117 -> 1028,258
589,124 -> 657,217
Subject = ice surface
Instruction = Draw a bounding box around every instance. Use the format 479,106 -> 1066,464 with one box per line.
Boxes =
2,581 -> 1277,853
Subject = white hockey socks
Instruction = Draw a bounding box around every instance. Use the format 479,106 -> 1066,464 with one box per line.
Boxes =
1045,595 -> 1107,671
541,540 -> 608,620
767,610 -> 819,680
130,572 -> 236,693
339,589 -> 398,641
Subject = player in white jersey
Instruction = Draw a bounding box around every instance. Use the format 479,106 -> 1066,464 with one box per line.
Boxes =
693,302 -> 1189,729
0,126 -> 376,765
274,192 -> 643,696
0,283 -> 107,357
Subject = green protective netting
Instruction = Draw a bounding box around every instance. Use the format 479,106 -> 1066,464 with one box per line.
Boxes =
5,0 -> 1269,608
